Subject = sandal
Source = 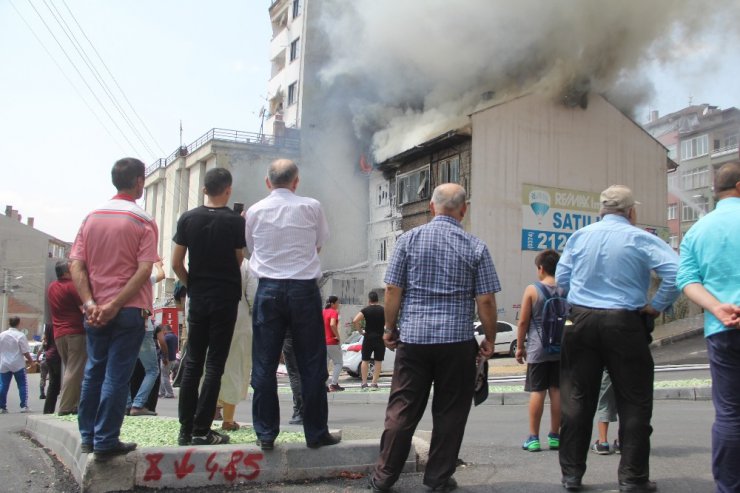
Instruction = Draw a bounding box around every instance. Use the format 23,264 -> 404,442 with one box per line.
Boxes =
221,421 -> 241,431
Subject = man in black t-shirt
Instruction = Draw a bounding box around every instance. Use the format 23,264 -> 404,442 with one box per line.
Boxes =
172,168 -> 246,446
352,291 -> 386,390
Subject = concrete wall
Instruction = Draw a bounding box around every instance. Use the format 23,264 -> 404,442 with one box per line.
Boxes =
470,93 -> 669,323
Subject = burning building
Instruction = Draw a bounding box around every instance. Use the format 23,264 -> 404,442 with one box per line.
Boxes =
374,93 -> 673,323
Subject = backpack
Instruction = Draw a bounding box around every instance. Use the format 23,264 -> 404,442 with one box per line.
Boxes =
534,282 -> 569,354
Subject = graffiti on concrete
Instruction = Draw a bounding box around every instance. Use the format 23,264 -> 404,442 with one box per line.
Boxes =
142,449 -> 265,483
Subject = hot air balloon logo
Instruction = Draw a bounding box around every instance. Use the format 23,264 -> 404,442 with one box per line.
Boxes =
529,190 -> 551,225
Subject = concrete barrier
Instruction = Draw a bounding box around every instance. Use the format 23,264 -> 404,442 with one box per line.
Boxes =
25,415 -> 417,493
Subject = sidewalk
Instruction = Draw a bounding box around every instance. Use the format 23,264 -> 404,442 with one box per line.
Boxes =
24,314 -> 706,492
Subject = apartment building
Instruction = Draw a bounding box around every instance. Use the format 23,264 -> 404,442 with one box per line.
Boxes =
266,0 -> 307,135
643,104 -> 740,249
0,206 -> 70,336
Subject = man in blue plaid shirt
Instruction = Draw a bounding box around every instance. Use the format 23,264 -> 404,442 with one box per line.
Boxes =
369,183 -> 500,493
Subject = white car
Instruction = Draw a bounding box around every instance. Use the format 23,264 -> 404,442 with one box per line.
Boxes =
474,321 -> 520,357
341,332 -> 396,378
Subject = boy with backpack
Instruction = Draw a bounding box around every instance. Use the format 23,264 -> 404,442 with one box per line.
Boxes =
515,249 -> 569,452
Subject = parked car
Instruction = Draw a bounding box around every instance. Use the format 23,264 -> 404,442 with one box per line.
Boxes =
341,332 -> 396,378
474,321 -> 520,357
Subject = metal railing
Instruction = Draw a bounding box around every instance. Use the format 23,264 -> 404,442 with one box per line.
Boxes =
710,143 -> 739,158
145,128 -> 300,177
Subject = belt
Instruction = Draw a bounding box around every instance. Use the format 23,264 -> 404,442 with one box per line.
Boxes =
571,304 -> 640,314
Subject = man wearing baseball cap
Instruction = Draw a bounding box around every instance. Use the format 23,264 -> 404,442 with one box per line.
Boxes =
555,185 -> 680,492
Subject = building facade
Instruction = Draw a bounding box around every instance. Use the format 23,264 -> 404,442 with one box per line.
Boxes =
643,104 -> 740,250
266,0 -> 307,134
370,94 -> 672,324
0,207 -> 69,336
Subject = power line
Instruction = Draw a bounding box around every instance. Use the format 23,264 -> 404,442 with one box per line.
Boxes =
61,0 -> 166,156
7,0 -> 129,155
24,0 -> 144,156
40,0 -> 158,160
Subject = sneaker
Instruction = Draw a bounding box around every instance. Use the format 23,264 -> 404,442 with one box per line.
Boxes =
548,432 -> 560,450
591,440 -> 611,455
614,439 -> 621,454
361,383 -> 369,391
328,384 -> 345,392
289,414 -> 303,425
370,383 -> 379,391
20,407 -> 31,413
0,408 -> 8,414
522,435 -> 541,452
192,430 -> 230,446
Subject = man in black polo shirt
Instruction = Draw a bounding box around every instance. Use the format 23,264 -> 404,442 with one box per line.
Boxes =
172,168 -> 246,446
352,291 -> 386,390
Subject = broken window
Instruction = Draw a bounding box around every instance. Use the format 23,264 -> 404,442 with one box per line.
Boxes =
397,167 -> 430,205
331,278 -> 364,306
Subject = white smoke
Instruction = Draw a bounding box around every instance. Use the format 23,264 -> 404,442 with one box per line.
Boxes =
318,0 -> 740,162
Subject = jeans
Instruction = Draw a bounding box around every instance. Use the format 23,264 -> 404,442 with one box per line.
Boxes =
559,307 -> 654,484
78,307 -> 145,450
43,358 -> 62,414
127,333 -> 159,409
251,279 -> 329,444
0,369 -> 28,409
707,330 -> 740,493
178,296 -> 238,437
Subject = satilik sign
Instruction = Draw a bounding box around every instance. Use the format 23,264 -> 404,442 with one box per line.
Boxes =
521,184 -> 601,252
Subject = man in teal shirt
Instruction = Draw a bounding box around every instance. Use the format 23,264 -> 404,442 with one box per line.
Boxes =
676,161 -> 740,493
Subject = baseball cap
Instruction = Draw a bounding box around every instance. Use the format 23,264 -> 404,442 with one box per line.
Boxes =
600,185 -> 640,209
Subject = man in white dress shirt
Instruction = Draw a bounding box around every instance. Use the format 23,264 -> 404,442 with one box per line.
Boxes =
245,158 -> 339,451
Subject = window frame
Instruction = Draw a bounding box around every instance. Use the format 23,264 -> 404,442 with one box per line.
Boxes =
287,81 -> 298,106
396,166 -> 431,205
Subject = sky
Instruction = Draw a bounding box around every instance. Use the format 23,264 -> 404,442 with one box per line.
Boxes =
1,1 -> 738,243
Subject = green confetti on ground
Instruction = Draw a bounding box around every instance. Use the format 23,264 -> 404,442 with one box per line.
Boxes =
56,415 -> 305,448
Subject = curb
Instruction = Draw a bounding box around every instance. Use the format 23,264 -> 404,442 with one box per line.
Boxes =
25,415 -> 418,493
650,327 -> 704,348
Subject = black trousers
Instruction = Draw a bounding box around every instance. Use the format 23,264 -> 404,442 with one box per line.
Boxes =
178,296 -> 238,436
282,329 -> 303,417
373,339 -> 478,489
559,306 -> 654,484
42,358 -> 62,414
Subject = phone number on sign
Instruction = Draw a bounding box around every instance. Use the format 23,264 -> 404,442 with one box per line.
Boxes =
521,229 -> 572,252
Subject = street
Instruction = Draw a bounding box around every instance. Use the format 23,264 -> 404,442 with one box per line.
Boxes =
0,333 -> 715,492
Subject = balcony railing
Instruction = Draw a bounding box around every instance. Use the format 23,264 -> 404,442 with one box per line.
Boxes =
145,128 -> 300,176
710,143 -> 739,158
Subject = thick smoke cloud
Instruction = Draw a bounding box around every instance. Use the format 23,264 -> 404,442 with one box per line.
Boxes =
318,0 -> 740,162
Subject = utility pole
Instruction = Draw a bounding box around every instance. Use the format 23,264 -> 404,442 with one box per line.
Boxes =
1,268 -> 9,328
1,269 -> 22,328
